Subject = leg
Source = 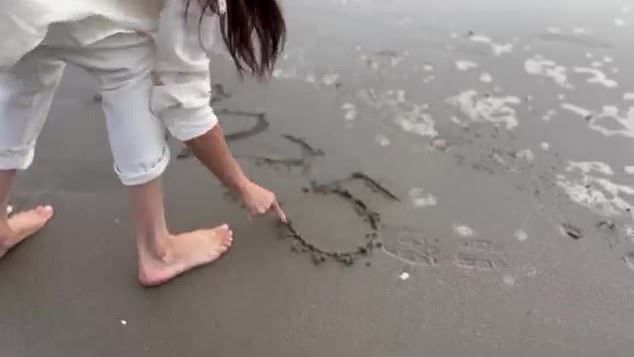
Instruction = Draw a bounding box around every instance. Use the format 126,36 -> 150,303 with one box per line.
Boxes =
0,52 -> 63,258
64,34 -> 233,285
130,177 -> 233,286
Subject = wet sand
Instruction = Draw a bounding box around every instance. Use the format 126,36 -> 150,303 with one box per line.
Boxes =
2,0 -> 634,355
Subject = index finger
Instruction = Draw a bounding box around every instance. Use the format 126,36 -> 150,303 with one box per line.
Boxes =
272,201 -> 288,223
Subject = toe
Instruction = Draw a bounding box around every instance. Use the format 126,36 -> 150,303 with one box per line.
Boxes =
36,205 -> 54,219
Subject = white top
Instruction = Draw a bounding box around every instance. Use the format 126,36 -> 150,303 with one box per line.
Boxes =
0,0 -> 219,140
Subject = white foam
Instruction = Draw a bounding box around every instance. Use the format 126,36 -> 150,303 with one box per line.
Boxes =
454,224 -> 476,237
447,89 -> 521,130
524,56 -> 573,89
395,110 -> 437,137
624,166 -> 634,175
375,134 -> 391,147
341,103 -> 358,121
542,109 -> 557,121
304,74 -> 316,84
587,106 -> 634,138
515,229 -> 528,241
423,64 -> 434,72
516,149 -> 535,162
450,116 -> 464,126
469,35 -> 513,56
557,161 -> 634,216
624,253 -> 634,271
479,72 -> 493,83
603,56 -> 614,63
541,142 -> 550,151
572,27 -> 587,34
423,75 -> 435,83
366,90 -> 438,138
455,60 -> 478,71
623,93 -> 634,101
409,187 -> 438,208
272,67 -> 301,81
567,161 -> 614,176
502,275 -> 516,287
561,103 -> 591,117
390,56 -> 404,67
547,27 -> 562,34
614,18 -> 627,26
360,55 -> 379,71
573,67 -> 618,88
272,69 -> 283,78
321,73 -> 340,86
591,61 -> 603,68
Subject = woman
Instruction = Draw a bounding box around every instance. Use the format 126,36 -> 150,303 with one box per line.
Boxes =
0,0 -> 287,286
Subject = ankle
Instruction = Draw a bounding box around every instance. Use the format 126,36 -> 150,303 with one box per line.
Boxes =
136,231 -> 172,262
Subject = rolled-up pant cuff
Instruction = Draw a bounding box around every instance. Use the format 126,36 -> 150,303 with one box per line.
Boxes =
115,145 -> 171,186
0,147 -> 35,170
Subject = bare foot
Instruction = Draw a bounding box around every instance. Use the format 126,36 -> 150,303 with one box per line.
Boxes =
138,224 -> 233,286
0,205 -> 54,258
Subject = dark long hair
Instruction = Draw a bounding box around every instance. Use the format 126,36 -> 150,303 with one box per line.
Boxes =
187,0 -> 286,78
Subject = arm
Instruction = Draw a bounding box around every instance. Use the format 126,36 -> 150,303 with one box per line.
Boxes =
151,0 -> 286,221
185,126 -> 287,221
185,125 -> 248,192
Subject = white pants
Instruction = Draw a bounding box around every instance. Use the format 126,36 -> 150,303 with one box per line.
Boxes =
0,33 -> 171,186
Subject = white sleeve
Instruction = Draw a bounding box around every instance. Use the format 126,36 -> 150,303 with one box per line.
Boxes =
151,0 -> 218,141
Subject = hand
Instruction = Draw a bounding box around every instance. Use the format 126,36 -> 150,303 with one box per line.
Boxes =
238,180 -> 287,222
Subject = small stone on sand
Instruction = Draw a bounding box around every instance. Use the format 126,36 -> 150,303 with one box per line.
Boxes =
399,272 -> 410,280
431,137 -> 448,151
120,320 -> 127,326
